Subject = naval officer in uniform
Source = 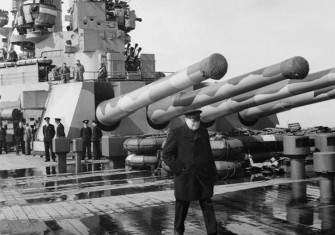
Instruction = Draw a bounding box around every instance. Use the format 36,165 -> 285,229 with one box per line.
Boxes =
80,120 -> 92,160
43,117 -> 56,162
55,118 -> 65,138
162,110 -> 218,235
92,120 -> 102,160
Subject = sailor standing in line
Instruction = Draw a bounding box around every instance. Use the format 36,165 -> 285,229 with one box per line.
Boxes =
0,123 -> 7,154
162,110 -> 218,235
43,117 -> 56,162
80,120 -> 92,160
55,118 -> 65,138
15,121 -> 25,155
24,123 -> 32,155
92,120 -> 102,160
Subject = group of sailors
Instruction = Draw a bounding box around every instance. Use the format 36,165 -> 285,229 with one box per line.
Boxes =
48,60 -> 86,83
0,120 -> 38,156
0,117 -> 103,162
48,60 -> 108,82
41,117 -> 103,162
0,47 -> 18,62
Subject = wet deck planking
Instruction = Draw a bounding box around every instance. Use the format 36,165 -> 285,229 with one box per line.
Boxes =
1,153 -> 335,234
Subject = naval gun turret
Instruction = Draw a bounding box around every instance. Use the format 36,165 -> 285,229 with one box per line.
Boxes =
199,67 -> 335,125
147,57 -> 309,128
238,85 -> 335,124
96,53 -> 228,128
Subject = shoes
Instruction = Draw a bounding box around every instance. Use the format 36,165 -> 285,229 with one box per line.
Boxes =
45,160 -> 50,162
174,231 -> 183,235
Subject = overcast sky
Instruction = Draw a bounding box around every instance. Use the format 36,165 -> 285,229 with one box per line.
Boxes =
1,0 -> 335,127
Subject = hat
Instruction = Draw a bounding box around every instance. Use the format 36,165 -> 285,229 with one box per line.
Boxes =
55,118 -> 61,121
184,110 -> 202,121
83,120 -> 89,124
44,117 -> 50,121
92,120 -> 98,124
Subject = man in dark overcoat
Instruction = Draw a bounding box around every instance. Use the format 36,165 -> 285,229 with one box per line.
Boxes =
0,123 -> 7,154
55,118 -> 65,138
91,120 -> 102,160
80,120 -> 92,160
43,117 -> 56,162
162,110 -> 218,235
15,121 -> 25,155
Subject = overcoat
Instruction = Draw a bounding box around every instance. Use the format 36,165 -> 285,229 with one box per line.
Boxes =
0,127 -> 6,141
74,64 -> 85,81
162,124 -> 218,201
15,126 -> 24,141
24,126 -> 32,141
56,123 -> 65,138
43,124 -> 55,142
80,127 -> 92,142
92,125 -> 102,142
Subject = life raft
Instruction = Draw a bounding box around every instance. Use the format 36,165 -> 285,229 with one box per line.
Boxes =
123,136 -> 166,154
210,138 -> 245,161
125,153 -> 159,169
16,58 -> 53,66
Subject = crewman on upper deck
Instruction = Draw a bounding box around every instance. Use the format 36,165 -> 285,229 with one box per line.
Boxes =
59,63 -> 70,83
0,48 -> 7,62
97,63 -> 107,81
7,48 -> 18,62
74,60 -> 85,82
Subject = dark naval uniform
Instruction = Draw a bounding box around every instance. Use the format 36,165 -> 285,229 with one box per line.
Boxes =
43,123 -> 56,161
162,122 -> 218,235
80,125 -> 92,160
56,123 -> 65,138
15,125 -> 25,154
92,122 -> 102,160
0,126 -> 7,154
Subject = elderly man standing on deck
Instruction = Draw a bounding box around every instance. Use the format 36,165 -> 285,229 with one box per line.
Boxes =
162,110 -> 218,235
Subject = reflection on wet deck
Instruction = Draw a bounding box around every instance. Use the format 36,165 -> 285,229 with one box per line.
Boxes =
1,154 -> 335,234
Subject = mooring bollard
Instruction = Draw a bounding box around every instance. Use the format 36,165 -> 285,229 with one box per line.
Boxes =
73,138 -> 83,173
313,152 -> 335,204
283,135 -> 310,180
53,138 -> 70,174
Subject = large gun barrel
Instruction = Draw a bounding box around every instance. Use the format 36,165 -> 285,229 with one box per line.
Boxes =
239,85 -> 335,123
147,56 -> 309,126
96,53 -> 227,126
200,68 -> 335,123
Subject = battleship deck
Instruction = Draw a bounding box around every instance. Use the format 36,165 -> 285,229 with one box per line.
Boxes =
0,153 -> 334,234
